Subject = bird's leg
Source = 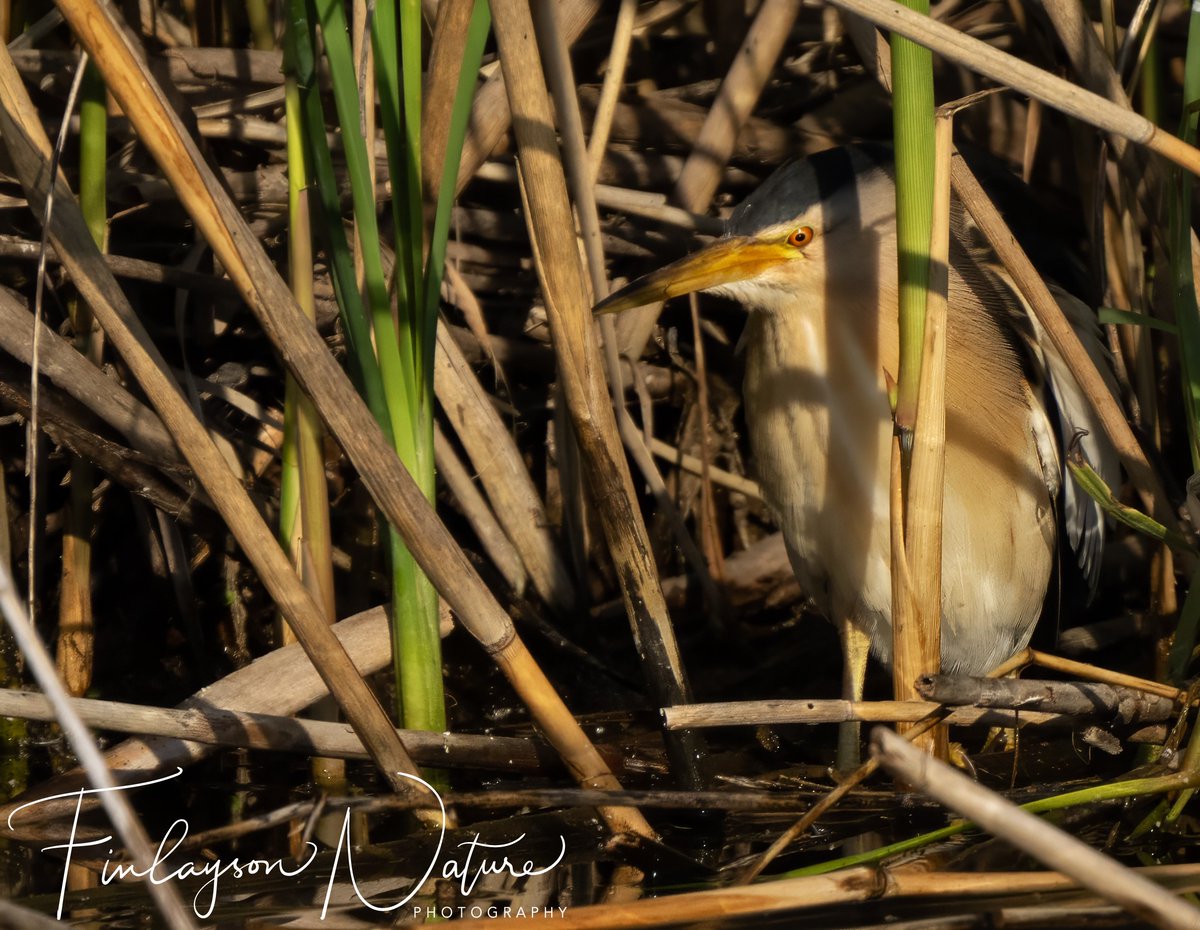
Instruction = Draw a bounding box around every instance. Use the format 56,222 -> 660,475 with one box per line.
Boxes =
836,617 -> 871,773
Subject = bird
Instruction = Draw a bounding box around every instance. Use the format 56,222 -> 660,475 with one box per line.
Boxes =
595,145 -> 1118,767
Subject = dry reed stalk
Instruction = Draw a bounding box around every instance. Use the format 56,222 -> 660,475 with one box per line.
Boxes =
531,0 -> 606,298
0,563 -> 195,930
0,605 -> 392,837
647,438 -> 763,499
1038,0 -> 1174,640
351,0 -> 376,300
455,0 -> 601,197
585,0 -> 637,184
422,0 -> 474,204
892,112 -> 952,757
434,325 -> 575,611
38,3 -> 649,837
532,0 -> 723,614
736,639 -> 1037,883
613,407 -> 726,611
671,0 -> 804,210
489,0 -> 702,792
0,288 -> 182,470
432,424 -> 528,595
0,234 -> 242,293
474,161 -> 726,233
887,427 -> 919,727
916,675 -> 1177,721
1023,648 -> 1185,701
441,262 -> 504,374
734,709 -> 951,884
873,728 -> 1200,930
664,698 -> 1063,729
0,373 -> 195,519
449,862 -> 1200,929
0,686 -> 550,770
824,0 -> 1200,175
1039,0 -> 1137,155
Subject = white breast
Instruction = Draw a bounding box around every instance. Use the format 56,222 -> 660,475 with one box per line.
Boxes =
742,281 -> 1056,675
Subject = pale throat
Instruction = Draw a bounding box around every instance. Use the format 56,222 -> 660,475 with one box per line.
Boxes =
730,251 -> 900,394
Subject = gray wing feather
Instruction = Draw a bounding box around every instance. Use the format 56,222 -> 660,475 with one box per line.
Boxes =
1036,286 -> 1121,594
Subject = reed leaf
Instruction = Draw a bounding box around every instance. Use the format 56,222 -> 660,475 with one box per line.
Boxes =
285,0 -> 391,435
311,0 -> 417,450
301,0 -> 446,736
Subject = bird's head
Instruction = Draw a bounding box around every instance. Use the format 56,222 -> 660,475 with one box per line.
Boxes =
594,146 -> 895,317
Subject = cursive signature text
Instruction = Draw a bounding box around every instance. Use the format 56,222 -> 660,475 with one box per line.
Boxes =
9,769 -> 567,920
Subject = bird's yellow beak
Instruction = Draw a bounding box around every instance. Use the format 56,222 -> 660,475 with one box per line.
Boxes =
593,237 -> 791,314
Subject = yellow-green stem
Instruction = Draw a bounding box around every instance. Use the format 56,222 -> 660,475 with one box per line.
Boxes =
890,9 -> 935,437
281,72 -> 335,626
246,0 -> 274,50
283,56 -> 345,843
56,60 -> 106,699
788,767 -> 1200,878
1140,35 -> 1163,126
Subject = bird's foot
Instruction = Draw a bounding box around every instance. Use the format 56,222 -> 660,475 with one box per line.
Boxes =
835,720 -> 862,775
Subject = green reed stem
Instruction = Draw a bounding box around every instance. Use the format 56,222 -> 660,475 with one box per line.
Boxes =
296,0 -> 446,738
890,0 -> 935,437
788,766 -> 1200,878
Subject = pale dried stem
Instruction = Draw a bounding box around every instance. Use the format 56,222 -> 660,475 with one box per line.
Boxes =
647,437 -> 762,499
667,699 -> 1063,728
671,0 -> 804,210
455,0 -> 601,198
0,685 -> 548,770
532,0 -> 723,615
824,0 -> 1200,176
433,423 -> 528,596
917,674 -> 1176,720
0,36 -> 430,808
474,160 -> 725,233
531,0 -> 607,300
664,696 -> 1169,738
1039,0 -> 1136,165
585,0 -> 636,185
873,728 -> 1200,930
1024,648 -> 1184,701
0,287 -> 183,472
423,0 -> 474,204
0,562 -> 196,930
0,606 -> 393,836
892,113 -> 952,758
434,325 -> 576,611
492,0 -> 701,796
451,862 -> 1200,929
737,646 -> 1034,883
352,0 -> 374,301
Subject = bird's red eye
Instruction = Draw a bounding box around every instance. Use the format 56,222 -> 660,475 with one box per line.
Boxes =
787,226 -> 814,248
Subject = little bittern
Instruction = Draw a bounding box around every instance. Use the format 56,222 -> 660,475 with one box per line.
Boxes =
596,146 -> 1118,763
